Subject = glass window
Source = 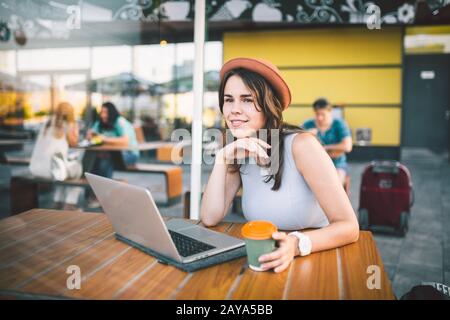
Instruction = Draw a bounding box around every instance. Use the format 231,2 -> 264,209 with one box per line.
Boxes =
0,50 -> 16,76
91,46 -> 132,78
17,47 -> 90,71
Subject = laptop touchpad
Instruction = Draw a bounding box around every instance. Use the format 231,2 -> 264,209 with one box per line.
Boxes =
183,226 -> 220,240
165,219 -> 195,231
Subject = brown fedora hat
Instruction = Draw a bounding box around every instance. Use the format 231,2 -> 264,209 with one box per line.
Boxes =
219,57 -> 292,110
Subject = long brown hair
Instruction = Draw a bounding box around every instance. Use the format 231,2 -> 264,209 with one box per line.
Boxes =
219,68 -> 305,191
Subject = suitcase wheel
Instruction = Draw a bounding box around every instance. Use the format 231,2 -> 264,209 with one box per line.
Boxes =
397,211 -> 409,237
358,208 -> 369,230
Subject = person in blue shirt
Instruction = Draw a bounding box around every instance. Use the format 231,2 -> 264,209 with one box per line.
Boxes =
86,102 -> 139,207
303,98 -> 352,185
87,102 -> 139,177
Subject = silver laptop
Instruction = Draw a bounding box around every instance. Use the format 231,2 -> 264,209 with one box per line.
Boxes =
85,173 -> 244,264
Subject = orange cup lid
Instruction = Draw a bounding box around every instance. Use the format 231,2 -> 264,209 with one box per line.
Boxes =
241,220 -> 277,240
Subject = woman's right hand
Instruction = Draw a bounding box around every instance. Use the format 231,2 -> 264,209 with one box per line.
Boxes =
215,137 -> 271,165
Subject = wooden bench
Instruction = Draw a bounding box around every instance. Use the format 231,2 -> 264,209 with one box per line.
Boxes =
2,156 -> 30,166
134,125 -> 146,144
10,163 -> 183,214
82,149 -> 183,207
10,175 -> 92,215
126,163 -> 183,206
156,144 -> 184,163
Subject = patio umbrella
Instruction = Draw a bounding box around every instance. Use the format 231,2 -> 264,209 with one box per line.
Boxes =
156,70 -> 219,95
0,72 -> 46,92
155,70 -> 218,122
66,72 -> 158,120
66,72 -> 157,96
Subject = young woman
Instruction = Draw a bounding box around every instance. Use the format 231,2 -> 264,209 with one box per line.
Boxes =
201,58 -> 359,273
29,102 -> 82,210
87,102 -> 139,179
85,102 -> 139,207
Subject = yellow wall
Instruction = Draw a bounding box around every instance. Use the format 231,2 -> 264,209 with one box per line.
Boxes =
345,107 -> 401,146
223,27 -> 403,146
224,28 -> 402,67
282,68 -> 401,105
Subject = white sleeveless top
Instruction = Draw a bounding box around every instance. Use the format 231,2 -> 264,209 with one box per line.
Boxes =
29,120 -> 69,179
240,133 -> 329,231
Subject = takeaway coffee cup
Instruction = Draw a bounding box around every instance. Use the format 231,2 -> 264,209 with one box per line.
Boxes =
241,220 -> 277,271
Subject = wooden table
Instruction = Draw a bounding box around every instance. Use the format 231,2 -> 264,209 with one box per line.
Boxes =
0,209 -> 395,300
77,141 -> 190,171
75,141 -> 186,152
0,140 -> 26,164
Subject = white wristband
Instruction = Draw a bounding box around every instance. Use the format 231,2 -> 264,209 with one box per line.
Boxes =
289,231 -> 312,256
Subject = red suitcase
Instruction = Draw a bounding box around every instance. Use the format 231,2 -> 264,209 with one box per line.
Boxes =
358,160 -> 414,236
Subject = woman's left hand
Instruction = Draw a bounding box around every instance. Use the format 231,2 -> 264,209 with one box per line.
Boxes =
258,232 -> 298,273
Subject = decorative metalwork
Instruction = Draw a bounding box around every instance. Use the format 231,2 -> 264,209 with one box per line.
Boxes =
113,0 -> 153,21
381,2 -> 416,24
426,0 -> 450,14
341,0 -> 378,23
296,0 -> 344,23
0,0 -> 425,44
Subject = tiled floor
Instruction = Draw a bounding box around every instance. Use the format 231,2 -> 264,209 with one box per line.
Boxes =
1,145 -> 449,299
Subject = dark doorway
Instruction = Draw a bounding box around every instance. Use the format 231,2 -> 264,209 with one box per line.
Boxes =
402,54 -> 450,153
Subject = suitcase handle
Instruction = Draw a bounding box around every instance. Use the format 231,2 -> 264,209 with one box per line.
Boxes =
371,160 -> 400,174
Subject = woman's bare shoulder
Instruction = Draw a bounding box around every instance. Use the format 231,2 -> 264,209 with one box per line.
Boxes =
291,131 -> 328,166
292,131 -> 321,151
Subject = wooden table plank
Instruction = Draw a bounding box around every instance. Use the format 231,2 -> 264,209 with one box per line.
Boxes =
114,261 -> 188,300
65,218 -> 200,299
19,233 -> 129,296
74,141 -> 185,152
0,213 -> 101,266
0,209 -> 63,233
17,216 -> 176,299
229,265 -> 290,300
0,140 -> 26,146
63,245 -> 157,299
58,217 -> 175,299
339,232 -> 396,300
174,222 -> 248,300
285,248 -> 340,300
114,220 -> 205,300
0,211 -> 83,249
0,215 -> 111,289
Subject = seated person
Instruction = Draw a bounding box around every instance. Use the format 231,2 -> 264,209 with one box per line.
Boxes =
201,58 -> 359,274
85,102 -> 139,208
302,98 -> 352,185
29,102 -> 83,210
86,102 -> 139,179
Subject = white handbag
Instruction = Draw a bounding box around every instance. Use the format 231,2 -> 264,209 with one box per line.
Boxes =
50,152 -> 82,181
30,119 -> 82,181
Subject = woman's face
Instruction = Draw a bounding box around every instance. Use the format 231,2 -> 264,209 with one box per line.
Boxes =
100,107 -> 109,124
222,75 -> 266,138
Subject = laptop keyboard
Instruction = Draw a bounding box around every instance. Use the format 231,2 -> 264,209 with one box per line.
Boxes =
168,230 -> 216,257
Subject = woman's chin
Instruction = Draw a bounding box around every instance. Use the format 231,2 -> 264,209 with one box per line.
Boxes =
229,127 -> 256,139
